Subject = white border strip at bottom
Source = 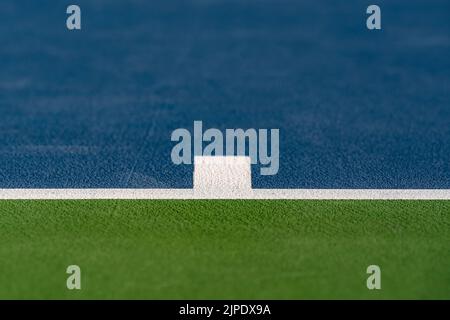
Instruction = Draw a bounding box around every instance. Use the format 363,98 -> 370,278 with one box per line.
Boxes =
0,189 -> 449,200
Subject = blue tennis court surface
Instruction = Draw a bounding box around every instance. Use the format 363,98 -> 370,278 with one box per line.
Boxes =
0,0 -> 449,188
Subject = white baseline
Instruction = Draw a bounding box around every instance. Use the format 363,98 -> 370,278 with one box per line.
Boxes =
0,188 -> 449,200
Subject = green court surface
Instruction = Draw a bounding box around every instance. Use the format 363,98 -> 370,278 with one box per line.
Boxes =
0,200 -> 449,299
